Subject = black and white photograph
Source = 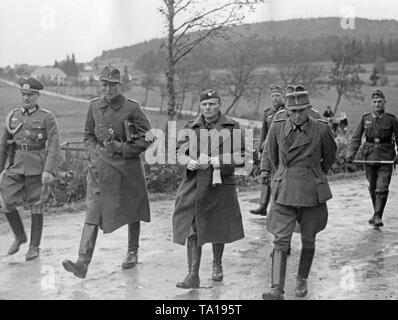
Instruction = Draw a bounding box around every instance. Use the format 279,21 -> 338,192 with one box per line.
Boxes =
1,0 -> 398,306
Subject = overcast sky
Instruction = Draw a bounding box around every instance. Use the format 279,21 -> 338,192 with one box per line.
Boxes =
0,0 -> 397,67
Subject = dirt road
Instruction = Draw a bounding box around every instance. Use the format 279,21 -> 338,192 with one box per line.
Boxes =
1,172 -> 398,300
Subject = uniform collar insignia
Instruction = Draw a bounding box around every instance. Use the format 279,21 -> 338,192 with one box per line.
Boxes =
99,94 -> 125,110
372,110 -> 385,119
20,105 -> 38,115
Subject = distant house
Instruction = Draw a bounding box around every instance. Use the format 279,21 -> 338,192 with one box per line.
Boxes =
31,67 -> 67,86
78,71 -> 97,85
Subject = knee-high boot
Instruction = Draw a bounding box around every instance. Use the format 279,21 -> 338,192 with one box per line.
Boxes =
122,222 -> 140,269
262,249 -> 287,300
212,243 -> 224,281
176,235 -> 202,289
373,192 -> 389,227
295,247 -> 315,297
4,209 -> 27,255
62,223 -> 98,278
26,214 -> 43,261
250,184 -> 270,216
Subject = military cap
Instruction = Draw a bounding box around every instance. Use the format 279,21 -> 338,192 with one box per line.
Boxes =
199,89 -> 220,102
99,66 -> 121,83
270,84 -> 284,95
371,89 -> 385,100
285,84 -> 311,110
18,77 -> 44,92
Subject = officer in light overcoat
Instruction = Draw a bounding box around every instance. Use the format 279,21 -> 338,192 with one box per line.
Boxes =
262,88 -> 336,300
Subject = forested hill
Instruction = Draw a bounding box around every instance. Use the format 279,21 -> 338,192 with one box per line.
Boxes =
93,17 -> 398,66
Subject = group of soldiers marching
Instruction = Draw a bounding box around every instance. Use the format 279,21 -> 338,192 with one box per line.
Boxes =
0,66 -> 397,300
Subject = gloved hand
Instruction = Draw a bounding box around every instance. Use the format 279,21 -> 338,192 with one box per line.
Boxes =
145,130 -> 156,143
104,140 -> 123,154
187,159 -> 200,171
209,157 -> 220,169
260,171 -> 271,185
42,171 -> 54,185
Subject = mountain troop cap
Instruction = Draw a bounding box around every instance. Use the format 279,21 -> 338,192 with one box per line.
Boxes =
285,84 -> 311,110
371,89 -> 385,100
99,66 -> 121,83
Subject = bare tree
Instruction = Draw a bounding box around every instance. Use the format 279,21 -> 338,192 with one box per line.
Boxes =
175,59 -> 197,115
278,62 -> 323,95
159,0 -> 265,120
157,82 -> 168,113
222,36 -> 259,115
328,40 -> 365,115
135,50 -> 163,107
245,70 -> 273,116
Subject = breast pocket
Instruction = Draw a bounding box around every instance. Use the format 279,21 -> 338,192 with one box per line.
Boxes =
380,125 -> 392,138
30,120 -> 46,142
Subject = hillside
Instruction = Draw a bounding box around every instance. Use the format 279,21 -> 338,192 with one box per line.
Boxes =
93,17 -> 398,66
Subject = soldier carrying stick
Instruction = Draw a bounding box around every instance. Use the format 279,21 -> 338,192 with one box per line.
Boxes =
347,89 -> 398,227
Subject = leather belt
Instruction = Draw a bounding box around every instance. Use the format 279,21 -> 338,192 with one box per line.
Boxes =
16,143 -> 45,151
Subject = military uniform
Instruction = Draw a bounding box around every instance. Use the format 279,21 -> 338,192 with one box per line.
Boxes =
251,85 -> 286,216
0,77 -> 59,260
347,90 -> 398,227
62,67 -> 152,278
262,89 -> 337,300
173,90 -> 245,289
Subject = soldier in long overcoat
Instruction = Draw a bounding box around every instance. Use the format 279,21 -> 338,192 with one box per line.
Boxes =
62,67 -> 152,278
173,89 -> 245,289
250,85 -> 285,216
347,90 -> 398,227
262,89 -> 336,300
0,77 -> 59,261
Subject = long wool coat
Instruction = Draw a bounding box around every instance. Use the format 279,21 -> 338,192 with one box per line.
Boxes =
84,94 -> 151,234
172,113 -> 245,246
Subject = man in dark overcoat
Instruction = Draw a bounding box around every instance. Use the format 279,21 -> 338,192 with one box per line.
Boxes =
262,89 -> 336,300
347,90 -> 398,227
173,89 -> 245,289
62,67 -> 152,278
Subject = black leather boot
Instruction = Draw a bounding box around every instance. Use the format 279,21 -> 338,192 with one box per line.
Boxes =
26,214 -> 43,261
63,224 -> 98,279
373,192 -> 388,227
368,191 -> 376,224
250,185 -> 270,216
176,235 -> 201,289
295,247 -> 315,297
4,209 -> 27,255
262,249 -> 287,300
122,222 -> 140,269
250,204 -> 268,216
212,243 -> 224,281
